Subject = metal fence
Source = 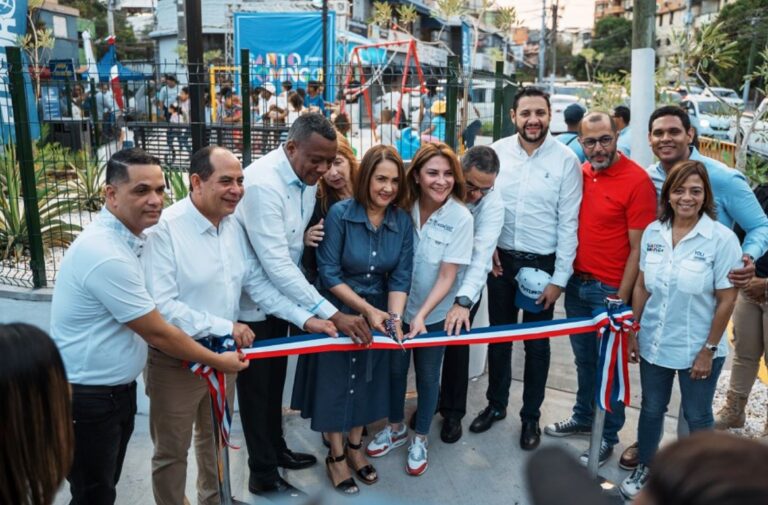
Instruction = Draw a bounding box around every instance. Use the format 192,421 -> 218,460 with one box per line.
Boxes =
0,48 -> 510,289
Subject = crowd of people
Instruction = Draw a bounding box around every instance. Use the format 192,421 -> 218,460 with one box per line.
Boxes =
3,86 -> 768,505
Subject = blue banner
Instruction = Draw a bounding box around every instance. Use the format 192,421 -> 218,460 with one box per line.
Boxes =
234,11 -> 336,104
462,21 -> 472,77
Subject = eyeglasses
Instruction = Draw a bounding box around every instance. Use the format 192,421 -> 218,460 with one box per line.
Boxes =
466,182 -> 494,196
581,135 -> 615,149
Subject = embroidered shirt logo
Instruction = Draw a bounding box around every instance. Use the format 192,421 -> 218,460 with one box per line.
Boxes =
646,243 -> 664,253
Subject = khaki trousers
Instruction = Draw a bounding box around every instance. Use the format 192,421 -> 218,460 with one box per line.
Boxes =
145,347 -> 236,505
730,292 -> 768,397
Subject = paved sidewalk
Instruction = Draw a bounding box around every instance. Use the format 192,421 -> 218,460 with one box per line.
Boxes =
47,339 -> 683,505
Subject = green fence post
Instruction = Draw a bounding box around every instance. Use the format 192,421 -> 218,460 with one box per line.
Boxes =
445,56 -> 459,150
240,49 -> 252,166
493,61 -> 504,142
88,79 -> 100,149
7,47 -> 47,288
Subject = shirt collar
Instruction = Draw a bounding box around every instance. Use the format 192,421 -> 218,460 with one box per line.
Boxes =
97,207 -> 146,257
655,147 -> 705,174
513,132 -> 554,158
343,200 -> 400,233
183,197 -> 220,235
658,213 -> 715,247
276,145 -> 307,190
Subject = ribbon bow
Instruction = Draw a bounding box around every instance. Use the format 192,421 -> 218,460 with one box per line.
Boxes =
595,302 -> 637,413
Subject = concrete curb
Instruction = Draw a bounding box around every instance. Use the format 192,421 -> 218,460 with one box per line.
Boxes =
0,285 -> 54,301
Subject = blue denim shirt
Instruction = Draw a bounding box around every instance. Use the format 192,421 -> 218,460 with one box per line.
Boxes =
317,199 -> 414,304
647,147 -> 768,260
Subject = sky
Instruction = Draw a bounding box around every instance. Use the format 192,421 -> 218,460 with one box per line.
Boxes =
496,0 -> 597,30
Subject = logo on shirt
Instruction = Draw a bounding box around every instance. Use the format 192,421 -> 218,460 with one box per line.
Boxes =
433,222 -> 454,233
646,243 -> 665,253
692,250 -> 707,262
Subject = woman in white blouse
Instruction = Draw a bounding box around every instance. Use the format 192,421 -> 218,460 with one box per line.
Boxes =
366,142 -> 474,477
621,160 -> 742,500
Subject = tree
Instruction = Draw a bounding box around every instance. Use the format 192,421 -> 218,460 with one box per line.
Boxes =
709,0 -> 768,92
590,16 -> 632,76
59,0 -> 144,61
18,0 -> 55,98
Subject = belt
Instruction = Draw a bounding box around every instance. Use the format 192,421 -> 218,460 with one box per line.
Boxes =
71,381 -> 136,394
499,249 -> 555,261
573,271 -> 600,282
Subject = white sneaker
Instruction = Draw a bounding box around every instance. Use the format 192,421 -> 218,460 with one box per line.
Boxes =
366,424 -> 407,458
406,436 -> 428,476
620,463 -> 650,499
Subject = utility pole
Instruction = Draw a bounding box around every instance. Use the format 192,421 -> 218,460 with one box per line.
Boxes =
679,0 -> 692,83
186,0 -> 205,153
550,0 -> 558,90
742,17 -> 759,105
107,0 -> 116,37
538,0 -> 547,83
630,0 -> 656,167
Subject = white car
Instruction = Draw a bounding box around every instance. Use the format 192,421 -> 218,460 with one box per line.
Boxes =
701,87 -> 744,109
680,97 -> 733,141
732,98 -> 768,158
549,94 -> 582,134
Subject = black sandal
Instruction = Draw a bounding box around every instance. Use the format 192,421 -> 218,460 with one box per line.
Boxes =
347,439 -> 378,485
325,452 -> 359,495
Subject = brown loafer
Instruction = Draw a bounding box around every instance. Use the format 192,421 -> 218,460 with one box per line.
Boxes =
619,441 -> 639,470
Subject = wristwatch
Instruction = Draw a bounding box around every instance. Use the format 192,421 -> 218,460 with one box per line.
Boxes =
454,296 -> 473,309
704,343 -> 718,353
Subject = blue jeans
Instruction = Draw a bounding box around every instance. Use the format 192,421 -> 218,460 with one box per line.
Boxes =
637,357 -> 724,465
390,322 -> 446,435
565,276 -> 625,447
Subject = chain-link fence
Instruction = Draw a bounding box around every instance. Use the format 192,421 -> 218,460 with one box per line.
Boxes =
1,47 -> 512,288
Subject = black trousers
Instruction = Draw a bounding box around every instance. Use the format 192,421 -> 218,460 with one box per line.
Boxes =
237,316 -> 290,484
438,299 -> 482,421
486,250 -> 556,423
68,381 -> 136,505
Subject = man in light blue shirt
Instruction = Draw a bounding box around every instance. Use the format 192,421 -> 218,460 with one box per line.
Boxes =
557,103 -> 587,163
614,105 -> 632,157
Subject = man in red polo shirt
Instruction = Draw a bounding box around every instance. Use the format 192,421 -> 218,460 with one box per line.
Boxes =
544,111 -> 657,467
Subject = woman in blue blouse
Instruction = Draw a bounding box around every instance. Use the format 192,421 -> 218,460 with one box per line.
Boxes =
291,144 -> 413,495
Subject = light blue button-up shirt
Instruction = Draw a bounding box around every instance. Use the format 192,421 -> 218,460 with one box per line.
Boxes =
646,148 -> 768,261
638,215 -> 742,369
617,126 -> 632,157
556,131 -> 587,163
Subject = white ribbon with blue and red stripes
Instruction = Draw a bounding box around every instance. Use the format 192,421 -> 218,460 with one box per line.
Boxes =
187,337 -> 237,448
595,305 -> 637,412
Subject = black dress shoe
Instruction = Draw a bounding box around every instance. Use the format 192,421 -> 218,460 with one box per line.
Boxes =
248,476 -> 306,498
469,406 -> 506,433
277,449 -> 317,470
520,421 -> 541,451
440,418 -> 463,444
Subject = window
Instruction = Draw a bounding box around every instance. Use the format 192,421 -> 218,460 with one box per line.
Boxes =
53,15 -> 67,38
670,11 -> 675,24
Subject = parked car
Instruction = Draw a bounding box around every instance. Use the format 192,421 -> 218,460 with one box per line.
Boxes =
680,96 -> 733,140
701,87 -> 744,109
549,94 -> 583,134
731,98 -> 768,158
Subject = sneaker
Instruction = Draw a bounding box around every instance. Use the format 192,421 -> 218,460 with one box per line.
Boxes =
406,436 -> 428,476
620,464 -> 650,499
544,417 -> 592,438
366,424 -> 407,458
578,440 -> 614,467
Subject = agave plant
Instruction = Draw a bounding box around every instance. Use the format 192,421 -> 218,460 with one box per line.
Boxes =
163,168 -> 189,207
0,144 -> 82,262
68,150 -> 106,212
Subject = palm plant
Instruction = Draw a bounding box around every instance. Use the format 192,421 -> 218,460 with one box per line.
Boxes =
68,150 -> 106,212
163,169 -> 189,207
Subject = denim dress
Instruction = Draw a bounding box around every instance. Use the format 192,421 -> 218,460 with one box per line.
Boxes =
291,199 -> 414,432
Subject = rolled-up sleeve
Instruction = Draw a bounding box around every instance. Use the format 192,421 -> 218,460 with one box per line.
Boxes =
724,171 -> 768,261
239,184 -> 338,319
316,204 -> 346,290
387,214 -> 413,293
552,158 -> 583,287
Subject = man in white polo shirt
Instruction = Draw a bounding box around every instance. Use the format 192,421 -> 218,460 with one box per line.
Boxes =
237,113 -> 371,497
50,148 -> 247,505
437,146 -> 505,444
469,87 -> 582,451
142,146 -> 337,505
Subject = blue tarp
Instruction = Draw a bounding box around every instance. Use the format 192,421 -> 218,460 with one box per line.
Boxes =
96,45 -> 149,82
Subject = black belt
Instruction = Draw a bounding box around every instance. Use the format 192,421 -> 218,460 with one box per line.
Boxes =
71,381 -> 136,394
499,249 -> 555,261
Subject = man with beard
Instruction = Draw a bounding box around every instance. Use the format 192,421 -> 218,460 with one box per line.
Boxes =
544,112 -> 657,467
617,105 -> 768,471
469,87 -> 582,451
